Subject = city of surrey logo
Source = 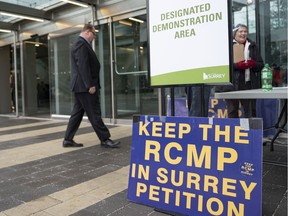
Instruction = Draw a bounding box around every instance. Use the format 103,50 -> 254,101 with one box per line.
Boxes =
203,72 -> 225,80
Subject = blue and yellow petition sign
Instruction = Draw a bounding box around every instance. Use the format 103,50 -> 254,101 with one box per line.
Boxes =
128,116 -> 262,216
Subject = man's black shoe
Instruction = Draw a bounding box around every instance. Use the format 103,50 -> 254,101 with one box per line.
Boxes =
63,140 -> 83,147
100,139 -> 120,148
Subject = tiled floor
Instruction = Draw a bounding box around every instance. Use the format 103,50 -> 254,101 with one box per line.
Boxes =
0,116 -> 286,216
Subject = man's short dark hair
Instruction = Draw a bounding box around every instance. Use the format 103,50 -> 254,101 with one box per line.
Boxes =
82,23 -> 95,32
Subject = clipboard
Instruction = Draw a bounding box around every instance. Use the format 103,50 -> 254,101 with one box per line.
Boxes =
233,44 -> 244,63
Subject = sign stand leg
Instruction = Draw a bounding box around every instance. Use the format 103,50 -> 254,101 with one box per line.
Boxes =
170,87 -> 175,116
161,88 -> 166,116
154,87 -> 184,215
200,84 -> 205,117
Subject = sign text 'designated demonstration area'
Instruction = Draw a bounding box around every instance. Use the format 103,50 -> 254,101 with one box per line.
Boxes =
148,0 -> 232,86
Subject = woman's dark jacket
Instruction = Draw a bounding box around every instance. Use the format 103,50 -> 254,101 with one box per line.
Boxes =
215,38 -> 264,92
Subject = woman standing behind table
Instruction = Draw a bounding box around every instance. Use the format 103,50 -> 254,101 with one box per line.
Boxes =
216,24 -> 264,118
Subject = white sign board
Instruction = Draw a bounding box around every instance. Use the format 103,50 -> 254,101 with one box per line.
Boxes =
148,0 -> 232,86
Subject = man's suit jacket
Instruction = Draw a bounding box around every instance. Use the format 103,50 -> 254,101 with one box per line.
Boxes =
70,36 -> 101,93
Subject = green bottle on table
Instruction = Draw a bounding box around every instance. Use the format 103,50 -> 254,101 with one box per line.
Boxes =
261,64 -> 272,92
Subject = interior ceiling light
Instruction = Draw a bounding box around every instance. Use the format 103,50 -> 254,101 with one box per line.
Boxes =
129,17 -> 144,23
0,29 -> 12,33
119,20 -> 133,26
0,12 -> 44,22
24,41 -> 46,46
61,0 -> 89,8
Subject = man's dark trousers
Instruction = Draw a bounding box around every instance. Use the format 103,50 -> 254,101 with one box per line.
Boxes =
64,92 -> 110,142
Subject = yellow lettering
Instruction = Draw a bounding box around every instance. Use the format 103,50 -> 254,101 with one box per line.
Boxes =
136,182 -> 147,197
227,201 -> 244,216
139,122 -> 150,136
157,168 -> 168,184
182,192 -> 196,209
217,147 -> 238,171
165,123 -> 176,138
204,175 -> 218,193
175,190 -> 181,206
198,195 -> 203,212
199,124 -> 212,141
131,163 -> 136,178
149,185 -> 160,201
235,126 -> 249,144
218,109 -> 228,118
215,125 -> 230,142
240,180 -> 257,200
222,178 -> 237,197
137,164 -> 150,180
171,170 -> 184,187
145,140 -> 160,162
162,187 -> 173,204
179,123 -> 191,138
208,108 -> 215,117
187,144 -> 211,169
186,172 -> 200,190
152,122 -> 162,137
206,197 -> 224,215
211,99 -> 219,108
164,142 -> 182,165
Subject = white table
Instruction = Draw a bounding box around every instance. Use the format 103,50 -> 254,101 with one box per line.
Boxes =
215,87 -> 287,151
214,87 -> 288,100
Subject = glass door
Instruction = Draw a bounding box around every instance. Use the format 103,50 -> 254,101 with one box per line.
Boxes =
0,45 -> 12,114
23,35 -> 50,117
11,43 -> 22,116
112,15 -> 158,119
232,0 -> 287,83
232,1 -> 256,39
259,0 -> 287,86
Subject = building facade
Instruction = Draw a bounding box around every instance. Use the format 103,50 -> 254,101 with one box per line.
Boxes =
0,0 -> 287,124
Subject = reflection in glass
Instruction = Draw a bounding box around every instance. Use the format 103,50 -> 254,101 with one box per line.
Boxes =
113,15 -> 158,118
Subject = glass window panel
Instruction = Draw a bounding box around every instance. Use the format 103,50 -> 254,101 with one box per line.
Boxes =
113,15 -> 158,119
49,33 -> 78,115
260,0 -> 287,86
95,24 -> 113,118
0,0 -> 63,22
114,16 -> 147,74
0,0 -> 61,9
49,26 -> 113,118
11,43 -> 22,114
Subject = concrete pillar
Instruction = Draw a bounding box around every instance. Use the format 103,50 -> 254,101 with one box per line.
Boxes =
0,45 -> 11,114
23,43 -> 38,115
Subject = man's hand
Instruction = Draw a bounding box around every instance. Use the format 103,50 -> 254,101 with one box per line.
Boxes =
89,86 -> 96,94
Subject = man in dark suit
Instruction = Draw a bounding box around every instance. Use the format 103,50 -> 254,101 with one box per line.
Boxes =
63,23 -> 120,148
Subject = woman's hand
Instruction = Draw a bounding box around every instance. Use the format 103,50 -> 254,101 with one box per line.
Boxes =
235,60 -> 248,70
246,59 -> 256,68
235,60 -> 256,70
